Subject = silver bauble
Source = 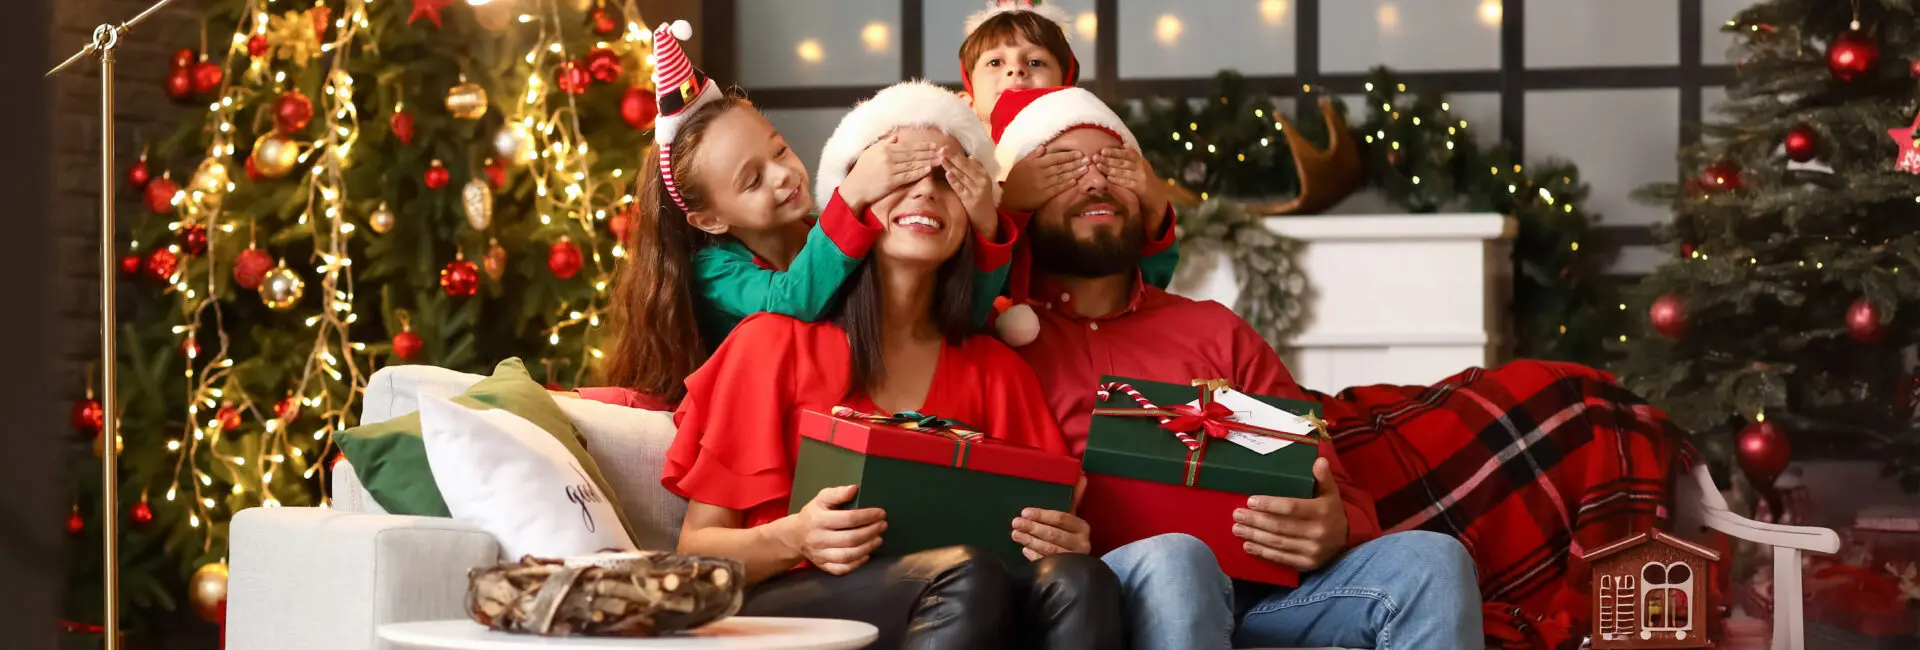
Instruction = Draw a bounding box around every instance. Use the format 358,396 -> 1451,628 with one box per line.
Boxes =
462,179 -> 493,231
260,264 -> 305,311
493,122 -> 537,166
369,202 -> 395,234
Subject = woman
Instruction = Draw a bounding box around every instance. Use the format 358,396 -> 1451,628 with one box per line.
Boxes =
663,82 -> 1123,649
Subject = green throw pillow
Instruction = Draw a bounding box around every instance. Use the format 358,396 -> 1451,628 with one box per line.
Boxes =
334,358 -> 639,542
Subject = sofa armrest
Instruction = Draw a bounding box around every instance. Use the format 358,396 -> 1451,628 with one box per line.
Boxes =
228,507 -> 499,650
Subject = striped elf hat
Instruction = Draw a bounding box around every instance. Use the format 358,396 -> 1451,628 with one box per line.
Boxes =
651,19 -> 721,211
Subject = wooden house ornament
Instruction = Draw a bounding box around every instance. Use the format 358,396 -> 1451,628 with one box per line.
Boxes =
1582,529 -> 1721,648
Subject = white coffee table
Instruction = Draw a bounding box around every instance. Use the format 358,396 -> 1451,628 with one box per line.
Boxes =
378,618 -> 878,650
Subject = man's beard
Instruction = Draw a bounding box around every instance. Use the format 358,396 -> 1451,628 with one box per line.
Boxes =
1027,194 -> 1146,278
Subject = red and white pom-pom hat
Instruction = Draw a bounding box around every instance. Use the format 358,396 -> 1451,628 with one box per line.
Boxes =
960,1 -> 1080,94
986,85 -> 1141,347
813,80 -> 1002,212
650,19 -> 721,211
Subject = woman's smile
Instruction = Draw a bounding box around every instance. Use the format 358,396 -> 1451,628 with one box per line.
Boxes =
891,210 -> 946,235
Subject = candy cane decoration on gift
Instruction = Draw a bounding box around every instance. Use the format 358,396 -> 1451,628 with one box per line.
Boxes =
1096,382 -> 1202,450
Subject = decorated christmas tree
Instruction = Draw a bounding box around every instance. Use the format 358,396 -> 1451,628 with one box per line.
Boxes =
1125,69 -> 1617,365
66,0 -> 658,635
1614,0 -> 1920,493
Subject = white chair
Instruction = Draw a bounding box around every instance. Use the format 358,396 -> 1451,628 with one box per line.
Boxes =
1674,464 -> 1841,650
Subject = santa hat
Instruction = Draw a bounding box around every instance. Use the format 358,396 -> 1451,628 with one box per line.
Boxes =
986,85 -> 1141,348
650,19 -> 721,211
814,80 -> 1001,212
960,1 -> 1080,95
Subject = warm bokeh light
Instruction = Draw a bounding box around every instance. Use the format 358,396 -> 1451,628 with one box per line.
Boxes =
1155,14 -> 1183,45
861,22 -> 890,52
1259,0 -> 1289,25
1478,0 -> 1503,28
1377,3 -> 1401,34
1075,12 -> 1098,40
797,38 -> 824,63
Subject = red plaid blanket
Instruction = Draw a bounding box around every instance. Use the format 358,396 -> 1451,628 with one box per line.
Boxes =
1303,360 -> 1697,649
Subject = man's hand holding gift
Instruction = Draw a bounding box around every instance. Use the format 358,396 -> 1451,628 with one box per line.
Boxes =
1232,458 -> 1350,571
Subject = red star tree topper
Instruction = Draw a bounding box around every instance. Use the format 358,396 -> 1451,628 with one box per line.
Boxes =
1890,112 -> 1920,174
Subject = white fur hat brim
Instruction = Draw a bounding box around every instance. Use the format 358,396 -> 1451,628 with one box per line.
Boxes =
815,80 -> 1002,212
964,1 -> 1073,39
992,87 -> 1139,182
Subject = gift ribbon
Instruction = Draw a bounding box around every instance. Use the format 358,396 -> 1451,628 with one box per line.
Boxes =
1092,379 -> 1327,488
830,406 -> 983,441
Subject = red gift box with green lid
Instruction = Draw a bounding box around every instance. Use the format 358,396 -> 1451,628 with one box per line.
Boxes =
789,407 -> 1080,567
1079,375 -> 1326,586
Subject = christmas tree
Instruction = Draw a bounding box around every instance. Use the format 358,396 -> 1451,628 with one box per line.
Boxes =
1125,69 -> 1618,365
1614,0 -> 1920,492
67,0 -> 657,635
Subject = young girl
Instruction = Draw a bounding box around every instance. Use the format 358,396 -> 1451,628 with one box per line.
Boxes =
593,21 -> 1016,409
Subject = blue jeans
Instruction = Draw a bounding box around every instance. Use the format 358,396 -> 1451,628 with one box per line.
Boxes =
1100,531 -> 1483,650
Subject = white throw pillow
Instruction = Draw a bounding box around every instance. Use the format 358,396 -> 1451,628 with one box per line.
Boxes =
418,394 -> 638,560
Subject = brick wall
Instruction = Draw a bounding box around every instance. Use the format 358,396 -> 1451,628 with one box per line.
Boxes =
49,0 -> 199,397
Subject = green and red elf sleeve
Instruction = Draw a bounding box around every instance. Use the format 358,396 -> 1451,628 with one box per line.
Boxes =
986,204 -> 1182,345
690,190 -> 879,339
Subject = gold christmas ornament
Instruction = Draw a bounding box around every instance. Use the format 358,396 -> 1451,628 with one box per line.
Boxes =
92,433 -> 122,458
446,79 -> 490,120
251,132 -> 301,179
463,178 -> 494,231
474,0 -> 515,31
494,121 -> 536,165
188,157 -> 231,210
189,561 -> 230,623
369,202 -> 396,234
260,263 -> 306,311
267,9 -> 322,68
484,240 -> 507,281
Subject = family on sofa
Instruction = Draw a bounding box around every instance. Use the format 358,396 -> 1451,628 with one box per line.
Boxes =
337,5 -> 1693,649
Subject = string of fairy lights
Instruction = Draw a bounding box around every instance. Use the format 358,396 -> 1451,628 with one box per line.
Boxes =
133,0 -> 652,551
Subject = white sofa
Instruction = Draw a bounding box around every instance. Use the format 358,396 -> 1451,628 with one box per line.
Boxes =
227,365 -> 1841,650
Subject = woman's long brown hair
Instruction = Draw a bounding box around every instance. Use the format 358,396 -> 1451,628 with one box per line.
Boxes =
828,236 -> 980,396
604,95 -> 750,403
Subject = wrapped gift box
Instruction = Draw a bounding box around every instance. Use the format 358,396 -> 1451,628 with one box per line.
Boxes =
1079,376 -> 1324,586
788,407 -> 1079,567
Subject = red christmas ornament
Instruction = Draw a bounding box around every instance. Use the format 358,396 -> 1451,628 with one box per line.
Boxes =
557,61 -> 592,95
440,258 -> 480,297
1650,293 -> 1688,339
127,157 -> 150,190
67,510 -> 84,536
585,48 -> 623,84
215,404 -> 242,431
1700,161 -> 1744,194
1827,29 -> 1879,82
244,155 -> 263,182
248,35 -> 269,58
130,500 -> 154,528
145,176 -> 180,214
1679,242 -> 1696,259
179,224 -> 208,257
483,158 -> 506,190
165,67 -> 195,102
609,205 -> 634,244
119,253 -> 143,277
146,248 -> 180,282
1737,420 -> 1791,485
424,160 -> 451,190
620,86 -> 657,130
171,49 -> 196,70
1847,298 -> 1886,343
72,399 -> 104,435
191,60 -> 224,95
408,0 -> 453,27
392,330 -> 425,361
233,248 -> 274,290
548,238 -> 583,279
275,395 -> 300,423
390,110 -> 415,145
589,5 -> 622,36
274,90 -> 314,133
1784,123 -> 1818,163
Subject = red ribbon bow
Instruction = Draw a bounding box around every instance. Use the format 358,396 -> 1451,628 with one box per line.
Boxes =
1161,400 -> 1240,439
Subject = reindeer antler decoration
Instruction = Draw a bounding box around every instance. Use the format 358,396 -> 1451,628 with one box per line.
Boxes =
1164,97 -> 1363,215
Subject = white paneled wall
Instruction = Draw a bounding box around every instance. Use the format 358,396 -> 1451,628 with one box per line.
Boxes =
1320,0 -> 1503,73
1525,1 -> 1679,68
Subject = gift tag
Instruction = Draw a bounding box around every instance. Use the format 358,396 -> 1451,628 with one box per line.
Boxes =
1186,388 -> 1317,455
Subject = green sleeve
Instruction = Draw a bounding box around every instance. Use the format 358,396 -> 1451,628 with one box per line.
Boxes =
1141,237 -> 1181,289
970,263 -> 1011,329
693,227 -> 864,324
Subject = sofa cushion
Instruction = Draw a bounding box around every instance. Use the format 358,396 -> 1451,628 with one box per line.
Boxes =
333,359 -> 640,544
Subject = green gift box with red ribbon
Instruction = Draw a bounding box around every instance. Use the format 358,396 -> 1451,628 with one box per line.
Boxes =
789,407 -> 1080,567
1080,375 -> 1326,586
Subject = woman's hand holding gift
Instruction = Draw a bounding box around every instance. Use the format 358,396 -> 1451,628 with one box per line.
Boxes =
779,485 -> 888,575
1012,508 -> 1093,560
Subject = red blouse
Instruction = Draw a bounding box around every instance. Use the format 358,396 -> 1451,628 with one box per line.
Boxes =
663,312 -> 1073,530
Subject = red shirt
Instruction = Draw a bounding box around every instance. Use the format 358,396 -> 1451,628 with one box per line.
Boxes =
1014,273 -> 1382,548
663,313 -> 1071,530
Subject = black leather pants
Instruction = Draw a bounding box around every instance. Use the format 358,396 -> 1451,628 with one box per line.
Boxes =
738,545 -> 1123,650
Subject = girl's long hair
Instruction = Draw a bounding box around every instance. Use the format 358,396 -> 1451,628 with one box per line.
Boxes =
828,236 -> 980,395
604,95 -> 750,403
